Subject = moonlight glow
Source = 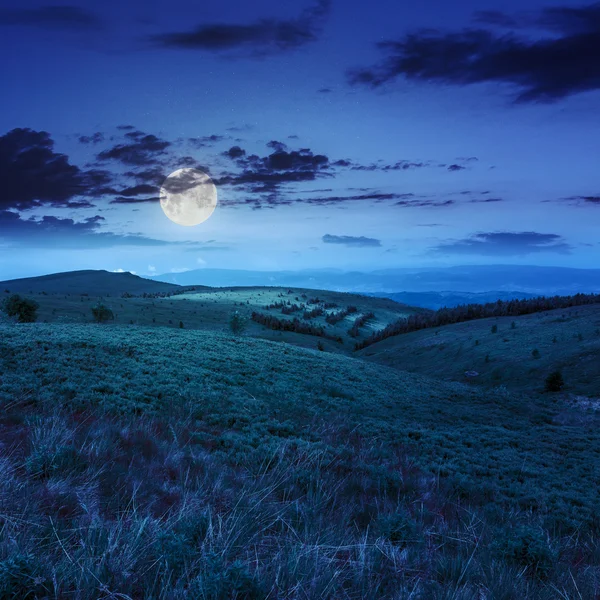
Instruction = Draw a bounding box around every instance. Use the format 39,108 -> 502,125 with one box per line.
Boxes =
160,168 -> 218,226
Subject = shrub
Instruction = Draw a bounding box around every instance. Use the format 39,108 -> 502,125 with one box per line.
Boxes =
91,301 -> 114,323
0,553 -> 47,599
317,341 -> 325,351
378,511 -> 420,548
531,349 -> 541,359
552,336 -> 557,343
492,526 -> 556,579
511,321 -> 516,329
475,339 -> 479,346
179,321 -> 184,329
1,294 -> 39,323
491,324 -> 498,333
545,370 -> 564,392
229,311 -> 248,335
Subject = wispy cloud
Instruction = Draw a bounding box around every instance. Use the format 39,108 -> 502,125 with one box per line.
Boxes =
430,231 -> 573,256
348,3 -> 600,103
148,0 -> 331,56
322,234 -> 382,247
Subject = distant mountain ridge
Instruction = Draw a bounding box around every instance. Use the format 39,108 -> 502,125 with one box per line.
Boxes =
364,290 -> 541,311
0,270 -> 181,296
151,265 -> 600,296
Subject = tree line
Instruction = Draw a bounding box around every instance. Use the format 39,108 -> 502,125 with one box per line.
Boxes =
251,312 -> 343,343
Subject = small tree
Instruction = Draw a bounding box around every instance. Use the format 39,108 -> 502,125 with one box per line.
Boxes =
491,324 -> 498,333
1,294 -> 39,323
545,370 -> 564,392
532,348 -> 541,359
511,321 -> 516,329
91,301 -> 114,323
179,320 -> 184,329
229,310 -> 248,335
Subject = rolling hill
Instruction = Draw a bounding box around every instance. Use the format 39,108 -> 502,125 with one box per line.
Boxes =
0,269 -> 185,296
357,302 -> 600,398
0,320 -> 599,597
1,269 -> 600,597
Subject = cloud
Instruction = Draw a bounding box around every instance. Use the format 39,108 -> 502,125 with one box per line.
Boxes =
431,231 -> 573,256
296,191 -> 416,206
395,199 -> 454,207
554,194 -> 600,206
348,3 -> 600,103
223,145 -> 246,159
322,234 -> 382,247
0,128 -> 114,210
0,6 -> 103,30
0,210 -> 202,249
447,164 -> 466,172
187,135 -> 225,148
148,0 -> 330,55
110,196 -> 161,204
216,146 -> 332,199
96,132 -> 171,166
78,132 -> 105,145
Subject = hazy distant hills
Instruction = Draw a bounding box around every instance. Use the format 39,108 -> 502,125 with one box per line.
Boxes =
0,270 -> 183,296
365,290 -> 540,310
152,264 -> 600,297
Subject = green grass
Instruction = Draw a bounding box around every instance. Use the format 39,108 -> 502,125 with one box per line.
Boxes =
1,320 -> 600,597
358,303 -> 600,398
5,285 -> 421,355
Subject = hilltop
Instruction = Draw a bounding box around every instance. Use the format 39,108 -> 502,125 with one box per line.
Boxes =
0,269 -> 185,296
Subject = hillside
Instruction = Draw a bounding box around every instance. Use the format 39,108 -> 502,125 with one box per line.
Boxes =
0,269 -> 185,296
0,322 -> 599,597
2,283 -> 428,354
357,302 -> 600,398
366,290 -> 540,310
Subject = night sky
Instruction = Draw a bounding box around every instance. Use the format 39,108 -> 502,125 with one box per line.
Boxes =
1,0 -> 598,280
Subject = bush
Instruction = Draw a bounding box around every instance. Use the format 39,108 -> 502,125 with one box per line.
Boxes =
91,301 -> 114,323
0,553 -> 47,599
1,294 -> 39,323
229,311 -> 248,335
545,370 -> 564,392
179,320 -> 184,329
511,321 -> 516,329
378,511 -> 421,548
531,348 -> 541,359
491,324 -> 498,333
492,526 -> 556,579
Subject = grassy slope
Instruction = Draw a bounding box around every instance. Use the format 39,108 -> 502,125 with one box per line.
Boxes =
1,322 -> 599,529
1,321 -> 600,596
357,303 -> 600,398
3,286 -> 426,355
0,270 -> 186,296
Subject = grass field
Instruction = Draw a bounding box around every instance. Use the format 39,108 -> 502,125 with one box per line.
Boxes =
2,285 -> 426,355
357,303 -> 600,399
1,271 -> 599,598
0,318 -> 600,598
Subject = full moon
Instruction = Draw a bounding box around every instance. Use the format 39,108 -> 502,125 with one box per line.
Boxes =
160,168 -> 218,226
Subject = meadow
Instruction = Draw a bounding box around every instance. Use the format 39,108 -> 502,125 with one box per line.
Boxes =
0,277 -> 599,598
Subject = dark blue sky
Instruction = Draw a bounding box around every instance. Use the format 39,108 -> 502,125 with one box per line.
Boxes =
0,0 -> 598,279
